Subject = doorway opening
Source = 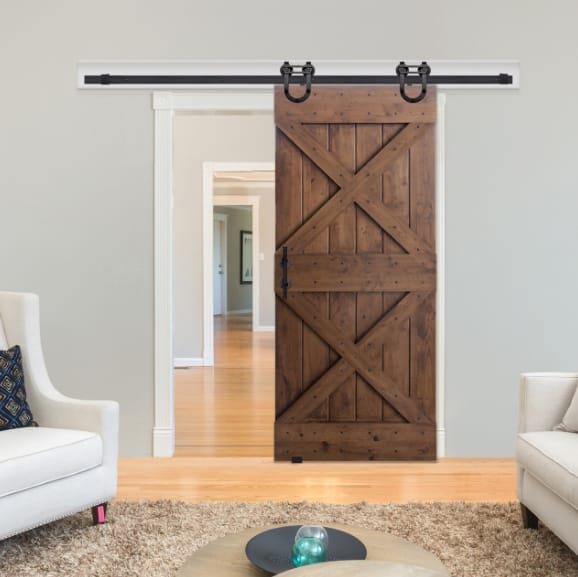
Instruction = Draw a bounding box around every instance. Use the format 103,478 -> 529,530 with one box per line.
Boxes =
213,205 -> 253,319
153,91 -> 446,457
177,173 -> 276,457
203,163 -> 275,365
213,201 -> 257,354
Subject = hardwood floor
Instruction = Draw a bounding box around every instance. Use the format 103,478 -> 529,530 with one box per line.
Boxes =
174,314 -> 274,458
117,314 -> 517,502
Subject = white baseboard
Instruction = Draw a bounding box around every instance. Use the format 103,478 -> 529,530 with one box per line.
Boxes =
254,325 -> 275,332
227,309 -> 252,315
174,357 -> 206,368
153,427 -> 174,457
437,427 -> 446,458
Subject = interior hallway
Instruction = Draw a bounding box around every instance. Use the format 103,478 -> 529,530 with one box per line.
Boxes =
116,314 -> 517,503
175,314 -> 274,457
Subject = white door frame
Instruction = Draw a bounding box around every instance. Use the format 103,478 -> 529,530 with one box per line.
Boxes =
213,212 -> 228,316
152,90 -> 446,458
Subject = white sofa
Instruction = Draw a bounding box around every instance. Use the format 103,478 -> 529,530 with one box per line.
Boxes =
0,292 -> 119,540
517,372 -> 578,554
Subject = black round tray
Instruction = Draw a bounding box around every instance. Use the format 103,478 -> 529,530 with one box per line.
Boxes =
245,525 -> 367,574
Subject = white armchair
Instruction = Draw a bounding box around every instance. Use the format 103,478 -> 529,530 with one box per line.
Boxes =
0,292 -> 119,540
517,372 -> 578,555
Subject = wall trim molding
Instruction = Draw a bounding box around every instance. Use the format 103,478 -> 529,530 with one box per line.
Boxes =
153,85 -> 447,458
174,357 -> 208,368
436,92 -> 447,458
152,427 -> 174,458
152,98 -> 174,457
254,325 -> 275,333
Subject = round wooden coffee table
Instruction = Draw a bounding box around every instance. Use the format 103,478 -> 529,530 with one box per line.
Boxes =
283,560 -> 448,576
176,523 -> 449,577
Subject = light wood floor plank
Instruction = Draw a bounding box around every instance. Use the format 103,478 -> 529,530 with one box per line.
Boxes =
118,314 -> 517,502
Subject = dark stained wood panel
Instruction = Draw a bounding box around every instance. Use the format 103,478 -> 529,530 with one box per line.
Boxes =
275,86 -> 436,460
302,123 -> 331,422
276,254 -> 435,292
275,131 -> 303,417
277,423 -> 435,461
275,86 -> 437,124
355,123 -> 385,422
328,124 -> 357,422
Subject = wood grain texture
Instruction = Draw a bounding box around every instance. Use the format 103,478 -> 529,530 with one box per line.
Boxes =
117,456 -> 517,503
302,123 -> 331,422
275,86 -> 436,461
275,130 -> 303,417
277,120 -> 432,254
275,86 -> 437,124
328,123 -> 357,423
145,315 -> 518,503
381,123 -> 411,420
276,422 -> 435,460
282,293 -> 432,426
355,123 -> 385,422
277,254 -> 435,292
276,293 -> 427,424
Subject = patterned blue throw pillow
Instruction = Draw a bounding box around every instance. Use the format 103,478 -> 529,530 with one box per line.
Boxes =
0,345 -> 38,430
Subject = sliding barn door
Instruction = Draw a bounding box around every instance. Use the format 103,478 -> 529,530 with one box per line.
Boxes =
274,86 -> 437,461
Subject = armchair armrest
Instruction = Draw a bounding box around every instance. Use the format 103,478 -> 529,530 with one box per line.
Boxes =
519,372 -> 578,433
35,394 -> 119,467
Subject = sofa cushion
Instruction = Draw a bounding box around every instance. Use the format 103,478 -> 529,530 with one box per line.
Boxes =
0,345 -> 37,430
0,427 -> 103,498
517,431 -> 578,508
554,384 -> 578,433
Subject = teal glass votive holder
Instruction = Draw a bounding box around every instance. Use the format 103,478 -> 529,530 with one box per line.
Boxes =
291,536 -> 327,567
294,525 -> 328,549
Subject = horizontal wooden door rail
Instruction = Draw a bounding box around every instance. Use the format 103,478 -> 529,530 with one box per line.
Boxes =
276,422 -> 435,460
276,254 -> 435,292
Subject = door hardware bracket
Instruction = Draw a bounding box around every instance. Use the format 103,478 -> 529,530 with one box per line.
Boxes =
396,61 -> 431,103
281,246 -> 291,299
281,61 -> 315,103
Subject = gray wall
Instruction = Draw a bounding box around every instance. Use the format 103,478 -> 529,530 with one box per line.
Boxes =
173,114 -> 274,359
1,1 -> 577,456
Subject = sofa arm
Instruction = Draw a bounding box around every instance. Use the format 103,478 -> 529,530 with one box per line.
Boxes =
519,372 -> 578,433
34,393 -> 119,468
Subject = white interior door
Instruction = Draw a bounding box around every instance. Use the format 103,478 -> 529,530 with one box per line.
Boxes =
213,216 -> 226,315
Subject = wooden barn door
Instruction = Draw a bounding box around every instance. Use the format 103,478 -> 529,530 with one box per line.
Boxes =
274,85 -> 437,461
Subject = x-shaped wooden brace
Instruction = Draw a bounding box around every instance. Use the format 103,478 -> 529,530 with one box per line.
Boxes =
276,117 -> 435,258
276,290 -> 434,425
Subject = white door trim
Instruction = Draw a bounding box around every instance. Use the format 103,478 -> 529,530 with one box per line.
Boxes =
152,89 -> 446,458
436,93 -> 447,455
153,95 -> 175,458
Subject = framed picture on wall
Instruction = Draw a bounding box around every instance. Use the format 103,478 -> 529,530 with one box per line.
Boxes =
240,230 -> 253,285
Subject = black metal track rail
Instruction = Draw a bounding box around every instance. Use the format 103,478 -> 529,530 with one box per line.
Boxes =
83,61 -> 514,103
85,73 -> 513,86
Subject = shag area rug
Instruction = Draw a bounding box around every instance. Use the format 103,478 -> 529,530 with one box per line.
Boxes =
0,501 -> 576,577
